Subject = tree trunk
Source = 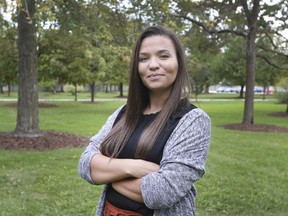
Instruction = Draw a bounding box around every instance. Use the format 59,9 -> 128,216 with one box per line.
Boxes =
74,84 -> 77,101
241,0 -> 260,125
14,0 -> 40,136
240,85 -> 244,98
242,32 -> 256,124
60,83 -> 64,92
119,82 -> 124,97
8,83 -> 11,97
204,83 -> 209,94
90,82 -> 96,102
262,86 -> 266,100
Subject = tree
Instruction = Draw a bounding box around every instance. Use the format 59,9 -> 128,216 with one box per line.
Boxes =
38,29 -> 63,93
187,60 -> 209,100
82,1 -> 127,101
40,0 -> 130,102
256,58 -> 278,99
103,46 -> 130,97
0,22 -> 18,96
277,78 -> 288,113
173,0 -> 288,124
98,6 -> 131,97
14,0 -> 40,136
210,37 -> 246,98
183,26 -> 221,95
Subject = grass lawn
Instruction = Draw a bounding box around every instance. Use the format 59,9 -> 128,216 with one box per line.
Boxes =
0,91 -> 123,100
0,90 -> 277,101
0,99 -> 287,215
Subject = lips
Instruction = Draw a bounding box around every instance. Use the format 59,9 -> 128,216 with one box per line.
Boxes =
147,73 -> 164,78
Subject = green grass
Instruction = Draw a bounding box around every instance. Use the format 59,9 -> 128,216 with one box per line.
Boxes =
193,93 -> 276,100
0,90 -> 277,101
0,148 -> 101,216
197,126 -> 288,216
0,91 -> 125,100
0,101 -> 125,136
0,100 -> 288,215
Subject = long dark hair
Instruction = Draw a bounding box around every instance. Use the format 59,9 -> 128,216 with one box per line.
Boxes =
100,26 -> 190,158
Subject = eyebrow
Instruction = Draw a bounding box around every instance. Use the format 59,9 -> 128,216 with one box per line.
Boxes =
139,49 -> 171,55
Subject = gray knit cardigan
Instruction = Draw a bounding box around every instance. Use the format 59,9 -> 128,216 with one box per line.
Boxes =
78,105 -> 211,216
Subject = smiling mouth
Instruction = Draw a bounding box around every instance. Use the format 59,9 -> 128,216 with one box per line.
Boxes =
147,73 -> 163,78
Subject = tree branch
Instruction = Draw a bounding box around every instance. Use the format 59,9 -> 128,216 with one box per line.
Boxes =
258,32 -> 278,49
240,0 -> 250,18
257,45 -> 288,58
251,0 -> 260,22
257,54 -> 288,70
175,14 -> 247,37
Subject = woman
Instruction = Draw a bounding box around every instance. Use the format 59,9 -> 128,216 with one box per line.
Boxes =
78,25 -> 211,216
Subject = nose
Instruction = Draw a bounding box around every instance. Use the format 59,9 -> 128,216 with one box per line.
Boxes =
149,57 -> 160,70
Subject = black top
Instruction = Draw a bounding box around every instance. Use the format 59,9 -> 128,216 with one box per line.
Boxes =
105,99 -> 196,215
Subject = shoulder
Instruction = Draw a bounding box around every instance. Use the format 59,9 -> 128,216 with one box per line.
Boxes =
161,106 -> 211,160
171,99 -> 210,130
106,105 -> 126,125
178,99 -> 210,123
172,106 -> 211,137
185,107 -> 210,121
91,104 -> 125,137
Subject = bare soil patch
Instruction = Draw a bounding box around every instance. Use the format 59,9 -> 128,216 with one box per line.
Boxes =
221,123 -> 288,133
4,102 -> 58,108
221,111 -> 288,133
1,112 -> 287,151
267,112 -> 288,117
0,131 -> 89,151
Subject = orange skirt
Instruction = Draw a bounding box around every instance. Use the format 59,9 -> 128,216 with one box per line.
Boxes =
104,201 -> 143,216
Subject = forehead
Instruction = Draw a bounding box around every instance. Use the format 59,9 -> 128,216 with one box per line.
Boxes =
139,35 -> 176,53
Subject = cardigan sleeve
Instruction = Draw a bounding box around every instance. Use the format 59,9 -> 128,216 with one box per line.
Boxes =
141,108 -> 211,209
78,106 -> 124,185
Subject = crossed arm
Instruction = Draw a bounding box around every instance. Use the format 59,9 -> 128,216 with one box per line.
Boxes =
90,153 -> 160,203
78,106 -> 159,203
79,107 -> 211,208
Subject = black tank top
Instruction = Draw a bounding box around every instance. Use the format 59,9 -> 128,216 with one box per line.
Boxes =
105,99 -> 196,215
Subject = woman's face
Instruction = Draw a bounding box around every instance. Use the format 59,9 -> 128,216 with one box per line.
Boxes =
138,35 -> 178,95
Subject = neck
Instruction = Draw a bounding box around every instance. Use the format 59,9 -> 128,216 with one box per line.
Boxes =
144,90 -> 170,114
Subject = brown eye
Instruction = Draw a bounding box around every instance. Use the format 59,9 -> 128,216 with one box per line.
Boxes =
160,55 -> 169,60
139,56 -> 148,62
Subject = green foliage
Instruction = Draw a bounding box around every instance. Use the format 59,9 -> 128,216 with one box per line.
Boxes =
1,0 -> 288,125
187,60 -> 209,96
277,91 -> 288,104
184,27 -> 221,95
1,0 -> 287,92
256,57 -> 279,88
0,25 -> 18,89
210,37 -> 246,86
276,78 -> 288,112
38,79 -> 58,93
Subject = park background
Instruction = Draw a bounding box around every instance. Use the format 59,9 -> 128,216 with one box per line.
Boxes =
1,0 -> 288,215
